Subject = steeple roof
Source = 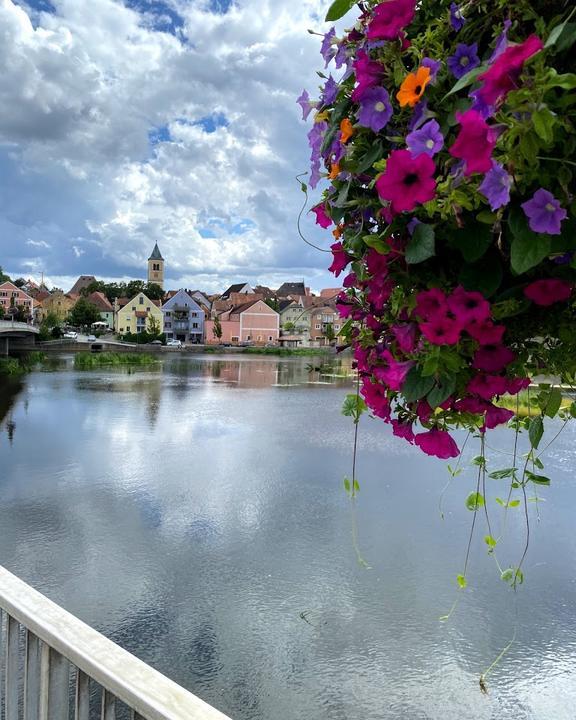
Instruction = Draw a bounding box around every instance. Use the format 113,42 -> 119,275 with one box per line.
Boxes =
148,243 -> 164,260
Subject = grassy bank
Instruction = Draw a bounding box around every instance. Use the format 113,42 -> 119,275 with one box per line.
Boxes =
497,389 -> 572,417
0,352 -> 47,376
241,346 -> 334,356
74,352 -> 158,369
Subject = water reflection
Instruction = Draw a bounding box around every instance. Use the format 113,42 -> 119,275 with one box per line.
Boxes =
0,379 -> 23,443
1,355 -> 576,720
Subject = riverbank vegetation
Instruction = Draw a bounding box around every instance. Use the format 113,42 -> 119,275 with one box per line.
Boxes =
0,352 -> 47,376
74,352 -> 158,368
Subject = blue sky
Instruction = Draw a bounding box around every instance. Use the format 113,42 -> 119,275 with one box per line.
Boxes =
0,0 -> 335,293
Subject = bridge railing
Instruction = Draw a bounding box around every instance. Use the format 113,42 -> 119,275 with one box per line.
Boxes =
0,321 -> 39,334
0,565 -> 233,720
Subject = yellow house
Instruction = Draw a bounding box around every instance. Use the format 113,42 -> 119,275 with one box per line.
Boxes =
115,292 -> 164,336
39,291 -> 79,323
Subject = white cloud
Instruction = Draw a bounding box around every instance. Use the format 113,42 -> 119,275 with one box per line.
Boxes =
0,0 -> 338,291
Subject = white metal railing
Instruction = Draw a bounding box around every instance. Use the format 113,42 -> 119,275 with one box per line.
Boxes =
0,566 -> 233,720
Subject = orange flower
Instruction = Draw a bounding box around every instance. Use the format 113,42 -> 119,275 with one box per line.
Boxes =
332,225 -> 344,239
396,66 -> 431,108
328,162 -> 341,180
340,118 -> 354,143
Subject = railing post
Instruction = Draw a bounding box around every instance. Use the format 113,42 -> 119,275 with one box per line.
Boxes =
5,615 -> 19,720
39,643 -> 69,720
101,689 -> 116,720
75,669 -> 90,720
24,631 -> 42,720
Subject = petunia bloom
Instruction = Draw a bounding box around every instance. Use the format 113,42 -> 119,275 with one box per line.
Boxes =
472,344 -> 516,372
521,189 -> 567,235
484,404 -> 515,430
419,316 -> 462,345
361,379 -> 391,420
351,51 -> 382,102
320,28 -> 337,67
376,149 -> 436,214
467,374 -> 508,400
449,110 -> 496,176
479,162 -> 512,210
414,288 -> 448,319
357,87 -> 393,133
311,203 -> 332,228
449,2 -> 465,31
466,319 -> 506,345
391,419 -> 416,443
447,43 -> 480,79
414,428 -> 460,459
391,323 -> 418,353
374,354 -> 414,391
447,286 -> 491,325
477,35 -> 543,106
297,89 -> 316,121
321,75 -> 339,107
506,377 -> 531,395
421,57 -> 441,82
397,66 -> 431,107
406,119 -> 444,158
328,242 -> 352,277
524,279 -> 573,306
367,0 -> 416,41
340,118 -> 354,143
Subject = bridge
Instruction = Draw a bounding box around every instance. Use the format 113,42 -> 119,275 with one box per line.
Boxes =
0,321 -> 39,355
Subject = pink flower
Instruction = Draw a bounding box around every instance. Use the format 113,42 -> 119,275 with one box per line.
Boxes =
466,319 -> 506,344
477,35 -> 543,106
374,352 -> 414,391
414,288 -> 448,320
473,344 -> 516,372
414,428 -> 460,459
366,248 -> 390,277
376,150 -> 436,214
447,286 -> 491,324
329,242 -> 352,277
524,279 -> 573,306
449,110 -> 496,176
391,419 -> 415,443
416,399 -> 433,423
467,374 -> 508,400
484,404 -> 514,429
391,323 -> 418,353
454,397 -> 487,414
351,51 -> 382,101
354,346 -> 371,372
312,203 -> 332,228
367,278 -> 395,312
420,316 -> 462,345
367,0 -> 416,41
361,379 -> 391,419
343,271 -> 357,288
506,377 -> 530,395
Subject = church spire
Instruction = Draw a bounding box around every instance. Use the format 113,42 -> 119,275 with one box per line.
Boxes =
148,243 -> 164,261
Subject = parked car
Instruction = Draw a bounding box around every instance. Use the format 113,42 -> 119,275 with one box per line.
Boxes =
63,331 -> 78,340
167,339 -> 182,348
86,335 -> 97,343
149,340 -> 163,346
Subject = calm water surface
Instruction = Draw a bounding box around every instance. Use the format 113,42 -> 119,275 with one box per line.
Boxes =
1,354 -> 576,720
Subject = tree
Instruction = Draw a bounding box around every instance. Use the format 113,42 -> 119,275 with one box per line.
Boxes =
0,306 -> 4,320
143,283 -> 165,301
68,297 -> 101,329
39,312 -> 62,341
147,314 -> 161,337
283,321 -> 295,332
324,323 -> 336,345
212,316 -> 223,341
0,266 -> 10,283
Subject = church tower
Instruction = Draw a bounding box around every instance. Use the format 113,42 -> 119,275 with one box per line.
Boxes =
147,243 -> 165,288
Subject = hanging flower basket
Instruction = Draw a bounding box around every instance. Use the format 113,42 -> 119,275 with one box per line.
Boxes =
299,0 -> 576,459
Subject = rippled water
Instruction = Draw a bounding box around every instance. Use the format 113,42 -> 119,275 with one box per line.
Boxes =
1,355 -> 576,720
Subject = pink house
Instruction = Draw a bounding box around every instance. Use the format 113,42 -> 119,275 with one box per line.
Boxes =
206,299 -> 279,345
0,282 -> 35,320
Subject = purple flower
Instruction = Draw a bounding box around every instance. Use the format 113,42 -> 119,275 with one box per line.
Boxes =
308,121 -> 328,188
296,89 -> 315,121
321,28 -> 336,66
450,3 -> 466,31
310,161 -> 322,189
421,57 -> 441,82
321,76 -> 338,107
406,119 -> 444,157
334,43 -> 348,69
448,43 -> 480,79
479,162 -> 512,210
469,88 -> 495,120
521,189 -> 568,235
357,87 -> 393,133
407,99 -> 429,132
490,19 -> 512,62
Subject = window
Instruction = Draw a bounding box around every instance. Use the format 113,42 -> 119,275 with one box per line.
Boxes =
335,325 -> 340,331
139,297 -> 144,305
165,322 -> 171,329
192,322 -> 198,329
247,335 -> 251,341
191,312 -> 198,317
268,336 -> 273,341
165,311 -> 171,317
315,324 -> 321,329
231,336 -> 239,342
146,307 -> 150,311
316,314 -> 321,319
132,306 -> 136,311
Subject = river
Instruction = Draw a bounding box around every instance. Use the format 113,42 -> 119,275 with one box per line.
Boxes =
0,354 -> 575,720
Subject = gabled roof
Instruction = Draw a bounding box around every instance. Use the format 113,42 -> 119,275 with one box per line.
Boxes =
221,283 -> 251,299
148,243 -> 164,260
278,299 -> 297,312
276,282 -> 306,297
87,291 -> 113,312
68,276 -> 96,295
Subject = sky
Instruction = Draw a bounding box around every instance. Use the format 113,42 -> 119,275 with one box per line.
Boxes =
0,0 -> 341,293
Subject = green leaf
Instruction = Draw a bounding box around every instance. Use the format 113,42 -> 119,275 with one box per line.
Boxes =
457,574 -> 467,589
363,234 -> 390,254
555,23 -> 576,53
472,455 -> 486,467
357,142 -> 383,174
529,415 -> 544,449
527,472 -> 551,486
543,387 -> 563,418
459,251 -> 503,297
402,366 -> 436,402
484,535 -> 497,548
427,375 -> 456,408
510,230 -> 551,275
342,394 -> 367,422
532,107 -> 556,144
501,568 -> 514,583
465,492 -> 485,512
325,0 -> 356,21
343,477 -> 351,494
450,224 -> 492,263
476,210 -> 498,225
405,224 -> 435,264
570,402 -> 576,419
545,7 -> 576,49
489,468 -> 517,480
353,479 -> 360,492
508,499 -> 521,508
546,71 -> 576,89
444,64 -> 487,98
